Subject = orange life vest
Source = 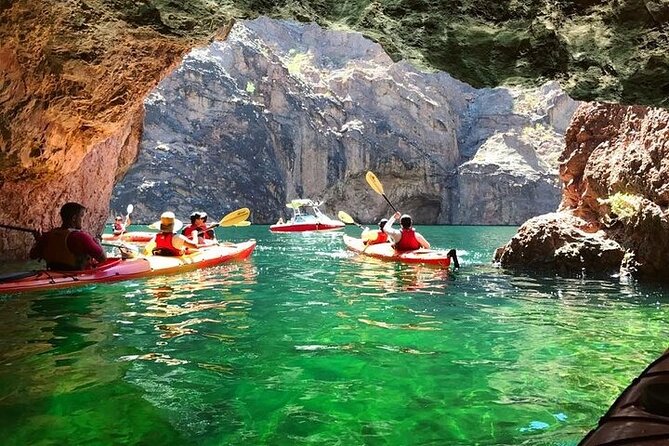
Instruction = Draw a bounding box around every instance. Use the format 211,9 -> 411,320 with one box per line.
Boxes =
153,233 -> 183,256
395,228 -> 421,251
41,228 -> 81,269
367,230 -> 389,245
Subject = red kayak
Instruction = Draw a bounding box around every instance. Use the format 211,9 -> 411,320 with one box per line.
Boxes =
0,240 -> 256,294
343,235 -> 452,268
102,231 -> 156,243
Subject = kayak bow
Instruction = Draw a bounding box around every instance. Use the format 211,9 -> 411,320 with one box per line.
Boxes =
0,240 -> 256,294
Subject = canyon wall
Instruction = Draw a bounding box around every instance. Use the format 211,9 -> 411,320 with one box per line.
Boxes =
111,18 -> 578,225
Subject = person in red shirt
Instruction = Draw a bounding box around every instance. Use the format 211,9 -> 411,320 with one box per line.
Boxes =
30,202 -> 107,270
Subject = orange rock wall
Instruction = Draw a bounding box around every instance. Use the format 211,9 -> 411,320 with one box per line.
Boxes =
0,0 -> 220,259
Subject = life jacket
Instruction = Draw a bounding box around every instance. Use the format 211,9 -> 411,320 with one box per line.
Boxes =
367,230 -> 389,245
152,233 -> 183,256
41,228 -> 82,270
394,228 -> 421,251
183,224 -> 214,241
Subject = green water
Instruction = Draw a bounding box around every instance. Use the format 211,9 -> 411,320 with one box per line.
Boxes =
1,225 -> 668,446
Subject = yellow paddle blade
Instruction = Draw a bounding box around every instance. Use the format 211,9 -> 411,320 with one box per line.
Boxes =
366,171 -> 384,195
219,208 -> 251,227
337,211 -> 355,224
361,229 -> 378,242
234,220 -> 251,227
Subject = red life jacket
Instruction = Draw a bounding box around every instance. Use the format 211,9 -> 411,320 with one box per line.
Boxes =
367,230 -> 389,245
182,225 -> 197,238
41,228 -> 81,269
183,224 -> 213,240
395,228 -> 421,251
153,233 -> 183,256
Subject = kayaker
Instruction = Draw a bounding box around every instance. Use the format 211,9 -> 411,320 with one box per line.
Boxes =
362,218 -> 390,245
383,211 -> 430,251
29,202 -> 107,270
182,212 -> 212,243
148,211 -> 199,256
112,215 -> 130,235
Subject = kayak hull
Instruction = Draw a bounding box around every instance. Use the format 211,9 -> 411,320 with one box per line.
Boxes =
102,231 -> 156,243
343,235 -> 451,268
0,240 -> 256,294
270,222 -> 345,232
579,350 -> 669,445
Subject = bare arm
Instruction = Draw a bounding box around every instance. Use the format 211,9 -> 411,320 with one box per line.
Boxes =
383,212 -> 402,243
416,232 -> 430,249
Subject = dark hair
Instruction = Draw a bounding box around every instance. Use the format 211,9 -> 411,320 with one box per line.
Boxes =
190,211 -> 204,224
60,202 -> 86,221
400,214 -> 412,229
378,218 -> 388,229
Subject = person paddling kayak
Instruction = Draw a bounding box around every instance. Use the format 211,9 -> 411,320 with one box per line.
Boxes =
30,202 -> 107,270
383,211 -> 430,251
362,218 -> 390,246
182,211 -> 215,244
112,215 -> 131,235
147,211 -> 199,256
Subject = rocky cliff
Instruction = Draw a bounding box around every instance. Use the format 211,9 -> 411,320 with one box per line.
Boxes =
1,0 -> 667,259
111,18 -> 578,225
494,103 -> 669,281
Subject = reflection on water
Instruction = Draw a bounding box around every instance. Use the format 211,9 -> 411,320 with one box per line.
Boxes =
1,226 -> 669,445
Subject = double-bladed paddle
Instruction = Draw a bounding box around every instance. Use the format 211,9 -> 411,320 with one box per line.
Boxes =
338,211 -> 364,229
338,210 -> 377,242
0,223 -> 39,236
147,207 -> 251,231
365,171 -> 398,213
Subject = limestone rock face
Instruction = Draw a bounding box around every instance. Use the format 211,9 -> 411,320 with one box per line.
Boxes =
111,18 -> 577,225
495,103 -> 669,280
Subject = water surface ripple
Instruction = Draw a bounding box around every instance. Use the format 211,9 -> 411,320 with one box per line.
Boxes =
0,226 -> 668,445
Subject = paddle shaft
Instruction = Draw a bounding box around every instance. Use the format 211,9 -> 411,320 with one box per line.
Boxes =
118,205 -> 133,238
0,223 -> 38,235
381,193 -> 398,213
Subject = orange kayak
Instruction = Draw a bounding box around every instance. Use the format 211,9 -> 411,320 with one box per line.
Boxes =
0,240 -> 256,294
343,235 -> 451,268
102,231 -> 156,243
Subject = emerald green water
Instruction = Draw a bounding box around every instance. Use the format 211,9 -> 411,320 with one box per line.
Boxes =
1,225 -> 668,445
